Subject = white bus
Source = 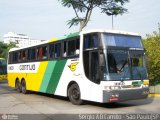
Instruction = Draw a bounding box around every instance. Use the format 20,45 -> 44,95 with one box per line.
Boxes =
8,29 -> 149,105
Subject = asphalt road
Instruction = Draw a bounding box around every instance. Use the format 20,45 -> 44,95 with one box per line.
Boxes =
0,80 -> 160,120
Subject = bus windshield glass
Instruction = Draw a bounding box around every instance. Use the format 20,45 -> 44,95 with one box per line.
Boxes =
105,49 -> 147,81
107,50 -> 130,80
130,50 -> 148,80
102,33 -> 142,48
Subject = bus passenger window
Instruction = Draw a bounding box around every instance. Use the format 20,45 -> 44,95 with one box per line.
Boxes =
84,35 -> 90,49
30,49 -> 36,61
18,51 -> 22,62
42,46 -> 47,59
27,49 -> 31,61
49,44 -> 54,58
76,39 -> 80,55
84,34 -> 98,49
13,52 -> 18,63
22,51 -> 26,61
55,43 -> 61,58
27,50 -> 30,60
63,41 -> 67,57
37,47 -> 42,60
68,40 -> 76,56
92,35 -> 98,48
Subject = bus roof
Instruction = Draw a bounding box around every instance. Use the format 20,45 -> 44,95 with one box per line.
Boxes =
9,29 -> 140,52
81,29 -> 140,36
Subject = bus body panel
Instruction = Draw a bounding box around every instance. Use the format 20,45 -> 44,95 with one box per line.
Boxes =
7,29 -> 149,104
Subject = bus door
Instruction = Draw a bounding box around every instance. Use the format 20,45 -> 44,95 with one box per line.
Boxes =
89,51 -> 100,83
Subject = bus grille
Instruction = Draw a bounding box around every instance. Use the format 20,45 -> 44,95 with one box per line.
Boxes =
121,85 -> 141,88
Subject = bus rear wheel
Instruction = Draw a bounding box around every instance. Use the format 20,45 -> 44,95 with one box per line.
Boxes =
15,80 -> 21,92
21,80 -> 28,94
68,83 -> 83,105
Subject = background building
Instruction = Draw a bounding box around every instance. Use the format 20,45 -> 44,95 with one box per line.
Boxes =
3,32 -> 45,48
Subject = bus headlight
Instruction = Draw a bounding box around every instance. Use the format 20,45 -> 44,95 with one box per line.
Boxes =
111,94 -> 119,97
142,80 -> 149,88
142,84 -> 149,88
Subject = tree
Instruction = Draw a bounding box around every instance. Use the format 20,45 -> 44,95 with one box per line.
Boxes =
0,42 -> 17,59
0,42 -> 8,58
143,24 -> 160,85
59,0 -> 129,31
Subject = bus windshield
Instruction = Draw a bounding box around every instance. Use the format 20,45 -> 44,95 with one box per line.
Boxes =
130,50 -> 148,80
105,50 -> 147,81
102,33 -> 142,48
107,50 -> 130,80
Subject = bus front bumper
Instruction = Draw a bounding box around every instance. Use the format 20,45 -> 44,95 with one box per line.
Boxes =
103,88 -> 149,103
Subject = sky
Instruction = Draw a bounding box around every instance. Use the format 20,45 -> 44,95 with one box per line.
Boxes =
0,0 -> 160,40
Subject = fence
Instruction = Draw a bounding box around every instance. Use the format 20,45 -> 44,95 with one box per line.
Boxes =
149,84 -> 160,94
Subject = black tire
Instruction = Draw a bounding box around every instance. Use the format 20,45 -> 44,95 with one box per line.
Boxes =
68,83 -> 83,105
15,80 -> 21,92
21,80 -> 28,94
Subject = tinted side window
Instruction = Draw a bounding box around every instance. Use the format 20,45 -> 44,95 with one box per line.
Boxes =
42,46 -> 47,60
30,49 -> 36,61
22,50 -> 26,62
68,40 -> 76,56
18,51 -> 22,62
84,34 -> 98,49
37,47 -> 42,60
49,44 -> 54,59
13,52 -> 18,63
63,41 -> 67,57
67,39 -> 80,57
55,43 -> 61,58
76,39 -> 80,55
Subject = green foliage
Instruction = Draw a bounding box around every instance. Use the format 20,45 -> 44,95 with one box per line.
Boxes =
0,42 -> 16,59
59,0 -> 129,31
143,24 -> 160,85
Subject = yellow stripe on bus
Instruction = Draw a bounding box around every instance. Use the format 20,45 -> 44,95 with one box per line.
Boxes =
8,61 -> 48,91
26,61 -> 48,91
48,38 -> 58,43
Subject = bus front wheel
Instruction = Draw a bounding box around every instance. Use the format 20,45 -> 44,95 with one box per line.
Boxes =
21,80 -> 28,94
68,83 -> 83,105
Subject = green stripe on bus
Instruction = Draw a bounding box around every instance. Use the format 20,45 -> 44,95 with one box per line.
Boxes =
39,61 -> 57,92
46,60 -> 67,94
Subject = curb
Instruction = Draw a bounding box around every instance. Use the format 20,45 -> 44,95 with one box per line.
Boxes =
149,94 -> 160,97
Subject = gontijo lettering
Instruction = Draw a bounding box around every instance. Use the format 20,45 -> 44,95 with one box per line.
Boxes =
19,64 -> 35,70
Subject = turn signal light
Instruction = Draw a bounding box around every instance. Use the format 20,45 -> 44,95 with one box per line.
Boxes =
143,80 -> 149,85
